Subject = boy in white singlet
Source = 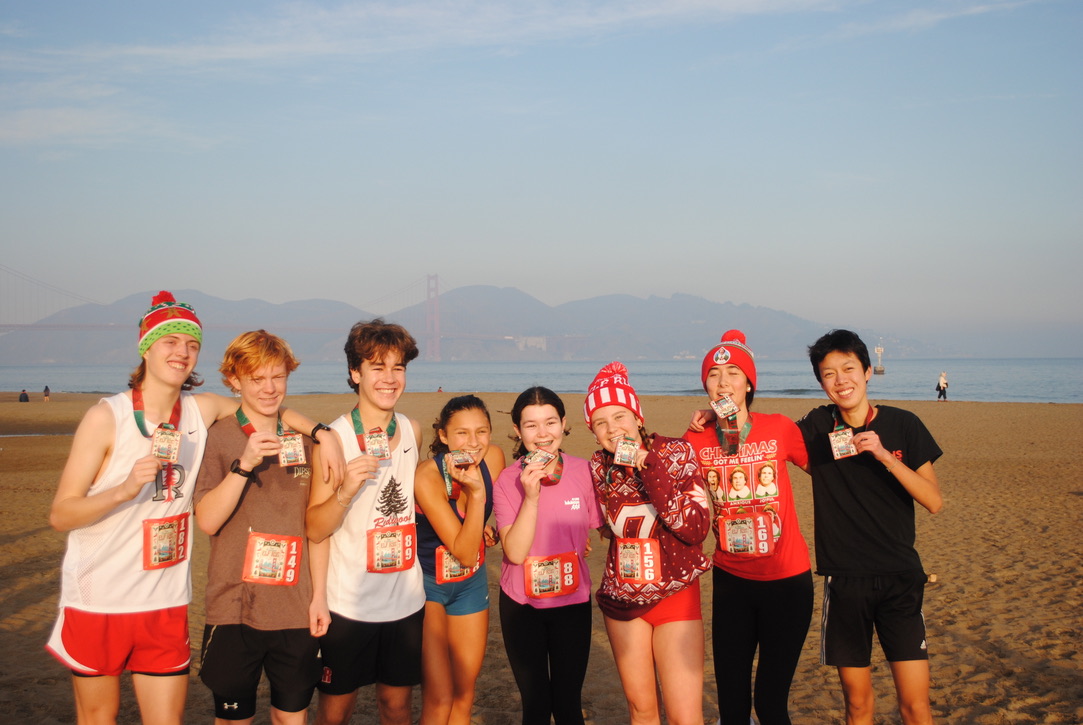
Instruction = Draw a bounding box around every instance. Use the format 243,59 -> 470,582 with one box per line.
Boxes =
306,319 -> 425,725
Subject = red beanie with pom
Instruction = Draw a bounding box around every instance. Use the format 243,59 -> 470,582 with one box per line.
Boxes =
583,361 -> 643,426
700,330 -> 757,391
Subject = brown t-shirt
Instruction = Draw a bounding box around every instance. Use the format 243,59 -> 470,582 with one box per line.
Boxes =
194,416 -> 314,629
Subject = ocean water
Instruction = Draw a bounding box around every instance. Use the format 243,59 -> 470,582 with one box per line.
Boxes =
2,358 -> 1080,404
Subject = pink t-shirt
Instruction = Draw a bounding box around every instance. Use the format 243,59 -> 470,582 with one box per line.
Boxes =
494,454 -> 603,608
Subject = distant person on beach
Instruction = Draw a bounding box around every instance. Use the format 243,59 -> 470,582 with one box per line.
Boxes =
414,395 -> 505,725
45,291 -> 341,725
193,330 -> 326,725
684,330 -> 813,725
797,329 -> 943,725
585,362 -> 711,725
305,319 -> 425,725
18,389 -> 29,402
43,385 -> 51,402
494,387 -> 603,725
936,372 -> 948,401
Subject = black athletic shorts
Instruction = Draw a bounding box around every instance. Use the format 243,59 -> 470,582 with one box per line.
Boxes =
199,623 -> 320,718
820,571 -> 929,667
317,607 -> 424,694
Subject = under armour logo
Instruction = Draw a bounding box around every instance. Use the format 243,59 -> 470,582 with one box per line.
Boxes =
223,702 -> 239,711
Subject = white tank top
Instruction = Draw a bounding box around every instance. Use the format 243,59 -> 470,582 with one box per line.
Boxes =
57,392 -> 207,613
326,411 -> 425,622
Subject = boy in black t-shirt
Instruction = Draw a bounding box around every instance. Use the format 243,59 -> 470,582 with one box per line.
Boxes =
798,329 -> 943,725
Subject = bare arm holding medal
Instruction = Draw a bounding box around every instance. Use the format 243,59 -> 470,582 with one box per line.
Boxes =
306,445 -> 380,543
195,431 -> 281,535
415,456 -> 488,566
498,459 -> 546,564
50,402 -> 162,531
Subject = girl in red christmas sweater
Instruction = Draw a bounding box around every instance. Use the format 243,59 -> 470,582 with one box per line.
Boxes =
584,362 -> 711,725
684,330 -> 812,725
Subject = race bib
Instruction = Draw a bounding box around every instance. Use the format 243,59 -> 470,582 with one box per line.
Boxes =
142,513 -> 189,570
435,543 -> 484,584
242,532 -> 303,585
615,537 -> 660,583
366,524 -> 417,573
720,511 -> 775,557
523,552 -> 580,599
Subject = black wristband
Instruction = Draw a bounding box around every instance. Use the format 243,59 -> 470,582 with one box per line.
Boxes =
230,459 -> 254,479
310,422 -> 332,442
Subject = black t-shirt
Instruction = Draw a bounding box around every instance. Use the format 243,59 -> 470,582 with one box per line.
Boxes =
797,404 -> 942,576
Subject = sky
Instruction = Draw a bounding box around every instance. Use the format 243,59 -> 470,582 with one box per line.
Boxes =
2,0 -> 1081,356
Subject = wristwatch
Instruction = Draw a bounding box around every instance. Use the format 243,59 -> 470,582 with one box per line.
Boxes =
310,422 -> 332,442
230,459 -> 254,479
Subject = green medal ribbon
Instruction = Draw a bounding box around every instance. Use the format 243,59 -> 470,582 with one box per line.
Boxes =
350,407 -> 397,453
235,408 -> 284,437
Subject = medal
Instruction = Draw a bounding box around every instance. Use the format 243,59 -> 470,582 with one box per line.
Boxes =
614,437 -> 639,467
351,407 -> 396,460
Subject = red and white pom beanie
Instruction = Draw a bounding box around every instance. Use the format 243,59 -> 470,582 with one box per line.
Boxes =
700,329 -> 757,391
583,361 -> 643,427
138,291 -> 203,356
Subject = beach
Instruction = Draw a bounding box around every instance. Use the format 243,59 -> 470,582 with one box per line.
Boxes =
1,391 -> 1081,723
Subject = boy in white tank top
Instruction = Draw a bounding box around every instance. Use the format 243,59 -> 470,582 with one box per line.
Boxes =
306,319 -> 425,725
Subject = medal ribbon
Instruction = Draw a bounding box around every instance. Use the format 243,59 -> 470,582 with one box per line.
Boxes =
132,387 -> 182,437
542,454 -> 564,486
714,416 -> 752,456
831,404 -> 877,432
235,408 -> 284,437
132,387 -> 183,502
350,407 -> 397,453
440,455 -> 461,499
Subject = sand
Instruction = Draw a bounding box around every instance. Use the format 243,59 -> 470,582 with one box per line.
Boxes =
1,391 -> 1081,724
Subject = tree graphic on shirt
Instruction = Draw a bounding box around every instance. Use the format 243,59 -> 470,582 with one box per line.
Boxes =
376,476 -> 409,518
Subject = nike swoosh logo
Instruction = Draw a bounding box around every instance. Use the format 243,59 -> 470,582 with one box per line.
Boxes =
404,448 -> 413,453
187,430 -> 198,435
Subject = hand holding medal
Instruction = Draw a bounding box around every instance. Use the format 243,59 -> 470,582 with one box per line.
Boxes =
119,454 -> 164,501
339,453 -> 380,502
240,431 -> 282,472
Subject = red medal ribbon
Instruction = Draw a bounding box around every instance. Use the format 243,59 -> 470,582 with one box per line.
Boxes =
132,387 -> 183,502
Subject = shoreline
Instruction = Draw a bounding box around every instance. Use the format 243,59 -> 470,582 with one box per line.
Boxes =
1,393 -> 1081,722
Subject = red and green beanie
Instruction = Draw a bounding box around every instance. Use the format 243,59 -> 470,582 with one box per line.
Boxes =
700,329 -> 757,391
138,291 -> 202,356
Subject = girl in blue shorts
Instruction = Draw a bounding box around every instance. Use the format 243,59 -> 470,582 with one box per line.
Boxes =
414,395 -> 505,725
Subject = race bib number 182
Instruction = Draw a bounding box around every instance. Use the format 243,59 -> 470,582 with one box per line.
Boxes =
142,513 -> 189,570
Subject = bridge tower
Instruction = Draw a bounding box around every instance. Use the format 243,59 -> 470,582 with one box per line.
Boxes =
425,274 -> 441,362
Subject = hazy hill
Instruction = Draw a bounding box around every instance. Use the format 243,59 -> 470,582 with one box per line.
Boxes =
0,286 -> 918,364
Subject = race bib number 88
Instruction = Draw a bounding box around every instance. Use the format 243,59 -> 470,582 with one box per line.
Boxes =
524,552 -> 580,598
